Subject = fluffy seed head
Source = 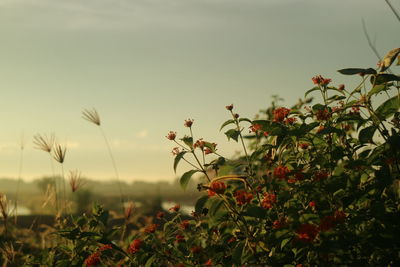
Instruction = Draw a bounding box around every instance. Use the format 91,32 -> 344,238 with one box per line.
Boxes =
82,108 -> 101,126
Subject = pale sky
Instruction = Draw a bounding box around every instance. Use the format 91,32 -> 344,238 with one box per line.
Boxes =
0,0 -> 398,182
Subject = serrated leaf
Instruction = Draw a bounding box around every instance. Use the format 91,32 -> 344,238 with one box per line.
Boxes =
180,170 -> 200,190
359,125 -> 376,144
375,95 -> 400,119
305,86 -> 320,98
220,119 -> 235,131
224,129 -> 240,142
337,68 -> 376,75
174,151 -> 186,173
380,48 -> 400,72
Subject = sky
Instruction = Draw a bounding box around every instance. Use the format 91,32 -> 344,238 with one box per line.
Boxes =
0,0 -> 399,182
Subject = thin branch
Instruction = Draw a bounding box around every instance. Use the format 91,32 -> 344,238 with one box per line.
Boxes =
361,19 -> 382,61
385,0 -> 400,22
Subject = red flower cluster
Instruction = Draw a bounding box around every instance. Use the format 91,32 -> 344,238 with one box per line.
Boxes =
180,220 -> 190,230
128,239 -> 143,254
156,211 -> 165,219
175,234 -> 185,243
190,246 -> 202,254
273,107 -> 291,122
84,244 -> 113,266
171,147 -> 180,156
273,219 -> 285,229
312,75 -> 331,86
296,224 -> 319,243
207,181 -> 226,197
226,104 -> 234,111
205,259 -> 213,266
166,131 -> 177,141
273,165 -> 290,179
204,142 -> 217,155
234,190 -> 253,205
249,123 -> 262,133
284,117 -> 297,125
334,210 -> 346,223
313,170 -> 329,181
315,109 -> 331,121
144,224 -> 158,233
319,211 -> 346,232
294,172 -> 305,180
194,139 -> 205,150
350,106 -> 360,115
184,119 -> 194,127
98,244 -> 112,252
169,204 -> 180,212
299,143 -> 309,149
261,192 -> 277,209
84,252 -> 101,267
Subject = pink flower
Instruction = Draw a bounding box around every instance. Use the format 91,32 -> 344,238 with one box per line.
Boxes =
166,131 -> 177,141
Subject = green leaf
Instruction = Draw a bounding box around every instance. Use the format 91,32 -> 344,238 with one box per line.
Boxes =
224,129 -> 240,142
371,74 -> 400,85
305,86 -> 320,98
220,119 -> 235,131
55,260 -> 70,267
359,126 -> 376,144
195,195 -> 209,214
232,241 -> 245,265
208,197 -> 224,216
180,170 -> 200,190
180,136 -> 193,148
203,141 -> 217,153
145,254 -> 157,267
243,206 -> 267,219
333,189 -> 346,199
380,48 -> 400,72
337,68 -> 376,75
368,84 -> 389,97
375,95 -> 400,119
299,214 -> 319,223
327,95 -> 346,101
239,118 -> 252,124
173,151 -> 187,173
312,103 -> 326,111
281,237 -> 293,250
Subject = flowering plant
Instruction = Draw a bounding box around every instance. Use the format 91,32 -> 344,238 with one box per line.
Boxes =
10,47 -> 400,266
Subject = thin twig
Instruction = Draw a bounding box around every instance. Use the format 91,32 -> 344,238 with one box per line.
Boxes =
385,0 -> 400,22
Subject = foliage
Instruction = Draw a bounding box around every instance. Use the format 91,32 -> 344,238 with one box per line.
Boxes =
1,47 -> 400,266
